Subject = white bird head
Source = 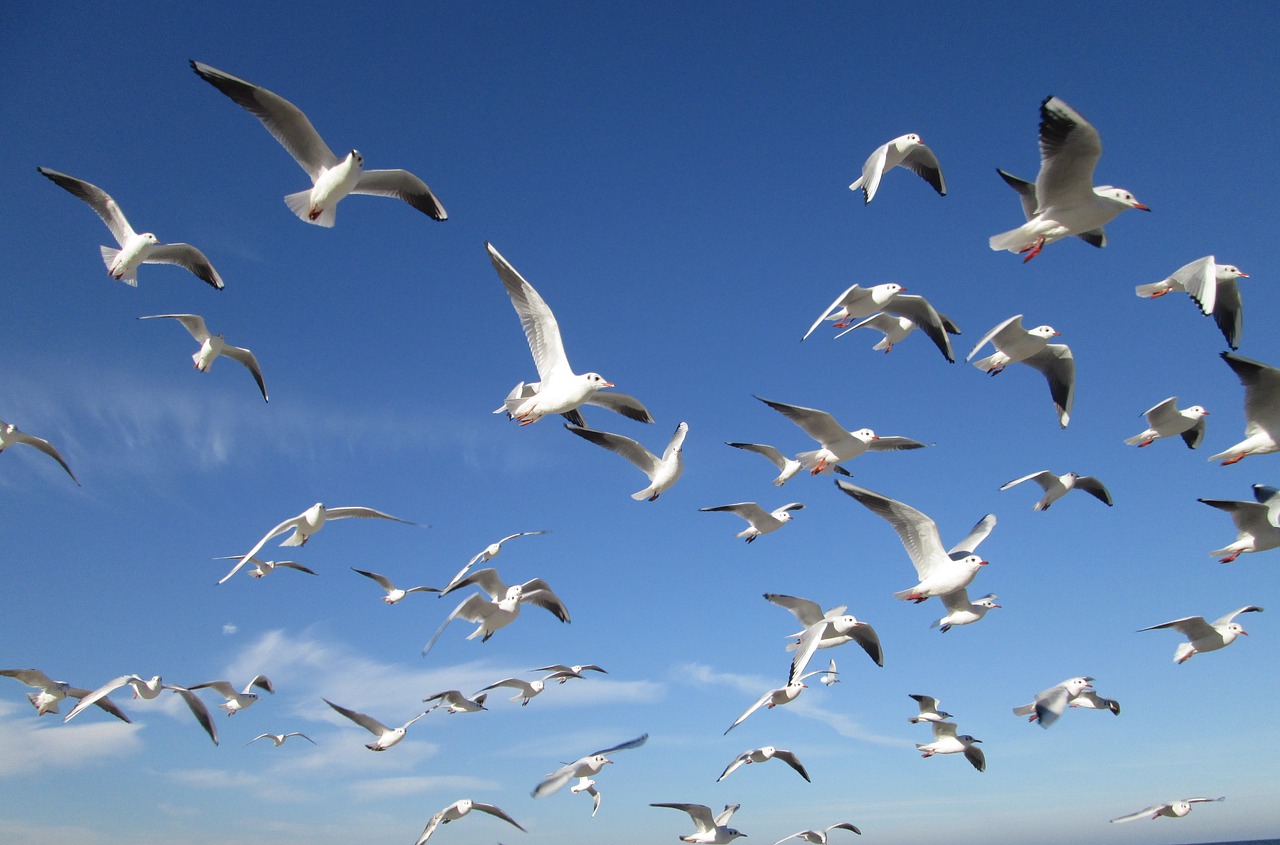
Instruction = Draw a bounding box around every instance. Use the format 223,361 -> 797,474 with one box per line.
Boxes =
1064,676 -> 1094,696
1186,405 -> 1209,417
583,372 -> 615,389
959,554 -> 988,571
1219,265 -> 1248,280
346,150 -> 365,168
140,232 -> 158,243
1029,325 -> 1060,339
1096,187 -> 1150,211
852,428 -> 878,442
1225,622 -> 1248,638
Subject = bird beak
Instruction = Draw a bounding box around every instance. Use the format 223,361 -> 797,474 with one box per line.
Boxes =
1239,272 -> 1250,278
1240,629 -> 1249,636
1134,202 -> 1151,211
978,560 -> 989,566
602,381 -> 616,388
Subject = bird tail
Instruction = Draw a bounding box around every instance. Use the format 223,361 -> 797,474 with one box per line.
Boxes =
1122,432 -> 1148,446
970,353 -> 1003,373
99,246 -> 138,286
892,587 -> 918,601
1134,281 -> 1170,299
279,530 -> 305,547
284,190 -> 336,227
796,450 -> 827,472
988,224 -> 1034,253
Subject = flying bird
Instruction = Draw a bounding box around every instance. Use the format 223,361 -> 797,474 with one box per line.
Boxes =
801,284 -> 956,362
968,314 -> 1074,428
724,669 -> 825,734
221,502 -> 414,584
1199,484 -> 1280,562
350,568 -> 437,603
999,470 -> 1113,510
423,689 -> 488,714
414,798 -> 525,845
0,419 -> 80,485
764,593 -> 881,681
848,133 -> 945,204
213,555 -> 316,581
1125,397 -> 1208,449
37,167 -> 225,289
475,676 -> 552,706
700,501 -> 804,543
1065,689 -> 1121,716
1136,256 -> 1250,349
423,567 -> 570,654
488,242 -> 652,427
651,802 -> 747,844
1110,797 -> 1224,824
834,310 -> 962,362
535,663 -> 608,681
932,589 -> 1001,633
566,421 -> 687,501
438,530 -> 550,594
1010,676 -> 1095,728
138,314 -> 268,402
1,668 -> 130,722
188,675 -> 273,714
717,745 -> 810,783
770,823 -> 862,845
244,732 -> 315,747
994,167 -> 1107,250
989,96 -> 1148,261
323,698 -> 427,751
835,481 -> 989,604
1209,352 -> 1280,464
189,61 -> 446,226
1138,605 -> 1263,663
915,721 -> 985,772
63,674 -> 218,745
908,694 -> 953,724
570,776 -> 603,816
532,733 -> 648,798
755,395 -> 929,475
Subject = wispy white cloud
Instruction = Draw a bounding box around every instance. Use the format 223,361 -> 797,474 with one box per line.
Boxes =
0,701 -> 142,778
348,774 -> 498,801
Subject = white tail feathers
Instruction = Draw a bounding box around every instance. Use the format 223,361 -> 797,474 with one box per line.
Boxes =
1134,282 -> 1169,299
988,225 -> 1034,253
284,190 -> 336,227
99,245 -> 138,286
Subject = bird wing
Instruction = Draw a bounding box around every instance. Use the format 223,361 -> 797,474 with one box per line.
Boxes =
1034,96 -> 1103,210
1110,803 -> 1169,824
444,567 -> 508,599
190,61 -> 339,178
1033,684 -> 1071,728
565,425 -> 660,477
351,568 -> 397,591
715,803 -> 741,826
772,748 -> 811,781
901,143 -> 946,196
728,442 -> 788,471
1075,476 -> 1113,506
834,481 -> 948,578
471,803 -> 526,831
802,284 -> 864,340
323,698 -> 390,736
144,244 -> 224,290
519,581 -> 572,623
1000,470 -> 1054,492
171,686 -> 219,745
62,675 -> 132,722
937,587 -> 974,614
717,752 -> 749,782
1215,605 -> 1264,626
324,506 -> 414,525
138,313 -> 210,342
1174,256 -> 1220,314
487,242 -> 573,382
37,167 -> 136,245
930,720 -> 959,740
352,169 -> 447,220
1210,278 -> 1243,350
882,294 -> 955,361
1023,343 -> 1075,428
9,430 -> 79,486
788,622 -> 828,682
849,624 -> 884,667
222,513 -> 306,584
763,593 -> 825,626
701,502 -> 771,524
652,803 -> 717,833
725,688 -> 776,734
850,141 -> 889,203
580,391 -> 656,424
1222,352 -> 1280,438
478,678 -> 536,696
964,742 -> 986,772
422,594 -> 492,655
755,396 -> 852,448
966,314 -> 1023,362
1,668 -> 60,690
866,436 -> 929,452
219,345 -> 269,402
947,514 -> 997,557
414,810 -> 447,845
996,168 -> 1038,219
1137,615 -> 1215,639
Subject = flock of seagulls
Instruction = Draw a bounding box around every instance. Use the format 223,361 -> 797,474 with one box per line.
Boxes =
6,47 -> 1268,843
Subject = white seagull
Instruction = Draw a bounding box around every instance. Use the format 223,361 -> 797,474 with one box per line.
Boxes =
908,694 -> 953,724
834,310 -> 962,362
438,530 -> 550,594
190,61 -> 446,226
475,676 -> 550,706
1138,605 -> 1264,663
350,568 -> 437,603
1010,676 -> 1095,728
0,419 -> 80,486
1110,797 -> 1224,824
423,567 -> 570,655
1066,689 -> 1121,716
37,167 -> 225,289
221,502 -> 414,584
801,284 -> 956,361
570,776 -> 603,816
770,823 -> 862,845
724,669 -> 825,734
819,658 -> 840,686
916,721 -> 985,772
999,470 -> 1113,510
1,668 -> 130,722
1125,397 -> 1208,449
488,242 -> 652,427
700,501 -> 804,543
189,675 -> 273,714
1136,256 -> 1251,350
724,442 -> 806,486
717,745 -> 810,783
414,798 -> 525,845
651,802 -> 747,844
138,314 -> 268,402
535,663 -> 608,681
755,395 -> 929,475
213,555 -> 317,581
63,674 -> 218,745
1209,352 -> 1280,465
989,96 -> 1148,262
968,314 -> 1074,428
835,481 -> 989,603
323,698 -> 427,751
566,421 -> 688,501
932,589 -> 1001,633
1199,484 -> 1280,562
245,732 -> 315,747
423,689 -> 488,714
763,592 -> 881,681
994,168 -> 1107,250
848,133 -> 945,204
532,733 -> 648,798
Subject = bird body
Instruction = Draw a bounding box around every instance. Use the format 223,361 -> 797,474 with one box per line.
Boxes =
351,568 -> 436,603
323,698 -> 426,751
189,675 -> 273,714
1200,484 -> 1280,562
968,315 -> 1074,427
1111,797 -> 1224,824
1125,397 -> 1208,449
724,670 -> 824,734
701,501 -> 803,542
423,689 -> 488,714
916,721 -> 985,771
1209,352 -> 1280,464
908,694 -> 953,724
717,745 -> 810,782
765,592 -> 881,680
652,802 -> 747,844
1137,256 -> 1250,349
138,314 -> 268,401
932,590 -> 1001,632
64,673 -> 217,744
1000,470 -> 1113,510
532,734 -> 648,798
755,395 -> 928,474
1,668 -> 130,722
849,133 -> 945,204
1011,676 -> 1095,728
567,421 -> 687,501
424,567 -> 569,654
0,419 -> 80,485
414,798 -> 524,845
1139,606 -> 1263,663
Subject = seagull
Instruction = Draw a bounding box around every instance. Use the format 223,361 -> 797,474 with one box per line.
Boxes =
189,61 -> 446,226
801,284 -> 956,362
1136,256 -> 1250,350
819,658 -> 840,686
999,470 -> 1113,510
350,568 -> 437,603
0,419 -> 80,485
1110,797 -> 1224,824
834,310 -> 962,362
244,732 -> 315,747
651,802 -> 747,844
1010,676 -> 1095,728
770,823 -> 862,845
1209,352 -> 1280,464
1200,484 -> 1280,562
932,590 -> 1001,633
1138,605 -> 1264,663
221,502 -> 414,584
915,721 -> 985,772
848,133 -> 945,204
423,567 -> 570,655
716,745 -> 810,783
423,689 -> 488,714
532,733 -> 648,798
414,798 -> 525,845
835,481 -> 989,603
1,668 -> 130,722
63,674 -> 218,745
967,314 -> 1074,428
323,698 -> 427,751
724,669 -> 825,734
989,96 -> 1148,262
1066,689 -> 1121,716
475,676 -> 551,706
700,501 -> 804,543
488,242 -> 652,427
37,167 -> 225,289
908,694 -> 953,724
1125,397 -> 1208,449
438,530 -> 550,594
994,168 -> 1107,250
763,592 -> 881,681
213,555 -> 317,581
724,442 -> 805,486
570,776 -> 603,816
755,396 -> 929,475
189,675 -> 273,714
566,421 -> 688,501
534,663 -> 608,681
138,314 -> 268,402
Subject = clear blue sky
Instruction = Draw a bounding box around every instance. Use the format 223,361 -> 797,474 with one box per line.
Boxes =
2,3 -> 1277,844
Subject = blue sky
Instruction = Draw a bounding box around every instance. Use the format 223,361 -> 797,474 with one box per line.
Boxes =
2,3 -> 1278,844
